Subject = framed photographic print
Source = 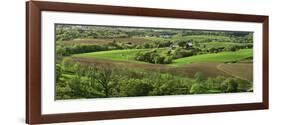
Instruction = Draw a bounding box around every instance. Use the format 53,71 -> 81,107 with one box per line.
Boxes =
26,1 -> 269,124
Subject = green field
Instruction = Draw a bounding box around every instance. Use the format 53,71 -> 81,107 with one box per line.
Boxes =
171,49 -> 252,66
73,49 -> 149,63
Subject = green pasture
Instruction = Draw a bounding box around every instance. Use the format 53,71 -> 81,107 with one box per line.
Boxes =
170,49 -> 253,66
73,49 -> 149,63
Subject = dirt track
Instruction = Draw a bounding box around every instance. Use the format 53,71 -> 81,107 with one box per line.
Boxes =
217,63 -> 253,81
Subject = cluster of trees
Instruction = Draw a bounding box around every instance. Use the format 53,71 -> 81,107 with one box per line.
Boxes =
200,43 -> 253,54
135,49 -> 173,64
56,43 -> 108,56
55,40 -> 141,56
55,59 -> 252,100
56,25 -> 129,41
133,41 -> 252,64
135,48 -> 195,64
181,30 -> 253,38
169,48 -> 195,59
56,40 -> 174,56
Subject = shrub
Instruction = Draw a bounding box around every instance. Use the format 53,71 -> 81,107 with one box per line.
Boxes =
55,64 -> 62,81
190,84 -> 207,94
194,72 -> 204,82
163,56 -> 173,64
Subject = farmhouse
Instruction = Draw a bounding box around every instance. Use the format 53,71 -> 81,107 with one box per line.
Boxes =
185,41 -> 193,49
169,41 -> 194,50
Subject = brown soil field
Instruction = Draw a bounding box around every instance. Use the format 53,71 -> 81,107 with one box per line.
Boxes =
72,57 -> 237,79
217,63 -> 253,81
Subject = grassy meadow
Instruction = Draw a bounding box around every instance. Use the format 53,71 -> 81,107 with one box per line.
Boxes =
55,24 -> 254,100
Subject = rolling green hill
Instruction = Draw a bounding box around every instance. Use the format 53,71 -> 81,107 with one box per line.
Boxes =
170,49 -> 253,66
73,49 -> 149,63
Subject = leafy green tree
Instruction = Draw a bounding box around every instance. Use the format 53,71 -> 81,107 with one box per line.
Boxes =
67,76 -> 85,98
73,63 -> 83,77
55,82 -> 72,100
96,66 -> 113,97
56,44 -> 69,56
221,78 -> 239,92
67,76 -> 104,98
178,41 -> 186,47
62,57 -> 75,71
55,64 -> 62,81
158,80 -> 190,95
125,79 -> 153,96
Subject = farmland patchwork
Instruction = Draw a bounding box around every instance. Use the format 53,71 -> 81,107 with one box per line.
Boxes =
55,24 -> 253,100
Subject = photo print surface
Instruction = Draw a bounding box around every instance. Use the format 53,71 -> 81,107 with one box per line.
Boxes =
55,24 -> 253,100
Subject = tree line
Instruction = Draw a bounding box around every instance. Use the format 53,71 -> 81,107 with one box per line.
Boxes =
56,24 -> 253,41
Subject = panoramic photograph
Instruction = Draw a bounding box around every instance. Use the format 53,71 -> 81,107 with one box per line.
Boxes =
55,24 -> 253,100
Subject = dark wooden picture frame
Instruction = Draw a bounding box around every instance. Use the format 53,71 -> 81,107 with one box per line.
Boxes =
26,1 -> 269,124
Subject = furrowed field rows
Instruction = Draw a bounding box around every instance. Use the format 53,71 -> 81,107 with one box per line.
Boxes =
71,48 -> 253,81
